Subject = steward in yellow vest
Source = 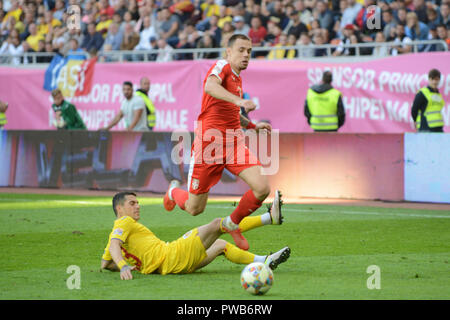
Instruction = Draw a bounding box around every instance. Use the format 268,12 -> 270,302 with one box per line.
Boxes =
135,77 -> 157,130
0,100 -> 8,129
411,69 -> 444,133
304,71 -> 345,132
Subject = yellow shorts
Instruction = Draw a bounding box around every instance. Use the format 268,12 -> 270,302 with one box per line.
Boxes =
158,228 -> 207,275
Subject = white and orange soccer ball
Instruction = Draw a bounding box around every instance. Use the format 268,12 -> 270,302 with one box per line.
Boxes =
240,262 -> 274,295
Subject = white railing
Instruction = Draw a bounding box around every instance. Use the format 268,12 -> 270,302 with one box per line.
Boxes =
0,40 -> 447,65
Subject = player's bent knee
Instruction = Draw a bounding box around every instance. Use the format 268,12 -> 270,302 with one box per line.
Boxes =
213,239 -> 228,253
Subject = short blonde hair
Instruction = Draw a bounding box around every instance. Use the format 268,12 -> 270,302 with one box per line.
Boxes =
51,88 -> 62,97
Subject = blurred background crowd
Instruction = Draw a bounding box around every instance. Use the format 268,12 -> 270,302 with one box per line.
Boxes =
0,0 -> 449,64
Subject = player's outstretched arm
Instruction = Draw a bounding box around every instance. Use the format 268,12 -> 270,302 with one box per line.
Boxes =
109,239 -> 136,280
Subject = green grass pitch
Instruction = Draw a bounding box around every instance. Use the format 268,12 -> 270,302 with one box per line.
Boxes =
0,192 -> 449,300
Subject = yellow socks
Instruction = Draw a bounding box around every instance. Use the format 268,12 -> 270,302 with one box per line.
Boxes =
220,215 -> 265,233
224,242 -> 255,264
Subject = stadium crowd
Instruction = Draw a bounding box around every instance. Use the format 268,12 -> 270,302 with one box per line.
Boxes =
0,0 -> 449,64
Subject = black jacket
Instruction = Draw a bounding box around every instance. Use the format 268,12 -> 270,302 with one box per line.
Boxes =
304,83 -> 346,131
411,86 -> 443,132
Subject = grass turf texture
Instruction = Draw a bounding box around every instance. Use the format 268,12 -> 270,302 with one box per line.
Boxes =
0,193 -> 449,300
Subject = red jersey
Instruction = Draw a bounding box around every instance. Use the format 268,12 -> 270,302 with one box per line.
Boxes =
197,59 -> 243,137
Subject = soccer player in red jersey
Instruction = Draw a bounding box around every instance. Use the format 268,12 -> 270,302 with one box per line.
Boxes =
163,34 -> 281,251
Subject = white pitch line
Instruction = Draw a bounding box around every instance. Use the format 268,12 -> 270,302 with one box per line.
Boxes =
208,205 -> 450,219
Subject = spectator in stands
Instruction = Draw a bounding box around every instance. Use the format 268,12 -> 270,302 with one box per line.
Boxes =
333,24 -> 359,56
268,0 -> 289,29
315,0 -> 334,32
200,0 -> 220,21
53,0 -> 65,21
268,33 -> 293,59
102,22 -> 123,52
294,0 -> 313,27
248,16 -> 267,47
441,3 -> 450,29
436,24 -> 450,50
50,25 -> 66,52
67,38 -> 86,60
26,22 -> 44,52
38,11 -> 62,36
114,0 -> 128,19
220,21 -> 235,47
120,11 -> 136,33
297,32 -> 315,57
285,10 -> 308,39
20,40 -> 35,64
175,31 -> 194,60
184,20 -> 202,48
340,0 -> 362,30
413,0 -> 428,24
81,23 -> 104,53
405,12 -> 429,51
372,31 -> 389,57
232,15 -> 250,36
206,14 -> 222,46
411,68 -> 444,133
264,20 -> 282,46
120,22 -> 139,50
424,23 -> 440,52
60,28 -> 84,56
96,11 -> 113,37
246,2 -> 268,27
426,7 -> 441,29
217,5 -> 233,29
382,8 -> 397,41
390,23 -> 412,56
158,7 -> 180,47
396,7 -> 408,26
0,32 -> 23,65
98,0 -> 116,18
313,32 -> 327,56
197,33 -> 218,59
156,38 -> 174,62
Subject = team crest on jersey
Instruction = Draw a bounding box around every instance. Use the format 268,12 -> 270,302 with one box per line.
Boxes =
192,178 -> 199,190
113,228 -> 123,236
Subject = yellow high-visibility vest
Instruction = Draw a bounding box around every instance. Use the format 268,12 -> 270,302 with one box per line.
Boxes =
416,87 -> 444,129
135,91 -> 157,128
0,112 -> 7,126
306,88 -> 341,131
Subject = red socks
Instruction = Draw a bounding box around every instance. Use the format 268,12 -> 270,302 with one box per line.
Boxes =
230,189 -> 263,225
172,188 -> 189,210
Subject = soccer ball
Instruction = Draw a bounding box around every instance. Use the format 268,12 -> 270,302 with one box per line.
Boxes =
240,262 -> 274,295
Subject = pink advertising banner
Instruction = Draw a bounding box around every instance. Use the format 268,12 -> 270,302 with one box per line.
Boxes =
0,52 -> 449,132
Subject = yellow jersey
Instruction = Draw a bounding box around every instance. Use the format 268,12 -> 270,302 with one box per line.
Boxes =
102,216 -> 207,275
102,216 -> 167,274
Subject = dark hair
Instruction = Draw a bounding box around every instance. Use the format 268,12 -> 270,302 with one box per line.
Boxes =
428,68 -> 441,79
227,34 -> 251,48
112,192 -> 137,217
123,81 -> 133,87
322,71 -> 333,84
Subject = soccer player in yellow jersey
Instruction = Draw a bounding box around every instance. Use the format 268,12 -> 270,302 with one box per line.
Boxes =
101,192 -> 290,280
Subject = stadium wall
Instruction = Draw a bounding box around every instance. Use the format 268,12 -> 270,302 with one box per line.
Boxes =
404,133 -> 450,203
2,130 -> 448,203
